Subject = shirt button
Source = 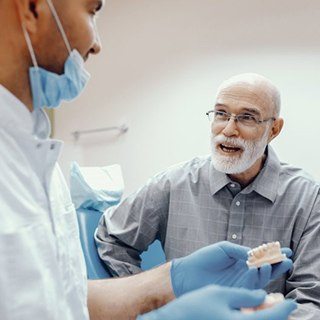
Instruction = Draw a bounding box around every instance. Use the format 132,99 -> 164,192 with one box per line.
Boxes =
232,234 -> 237,240
50,144 -> 55,150
236,201 -> 241,206
230,183 -> 235,188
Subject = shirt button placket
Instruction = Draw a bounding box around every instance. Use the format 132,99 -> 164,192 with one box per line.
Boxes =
228,197 -> 244,244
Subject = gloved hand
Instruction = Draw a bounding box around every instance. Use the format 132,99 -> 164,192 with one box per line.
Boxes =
171,241 -> 293,297
138,286 -> 297,320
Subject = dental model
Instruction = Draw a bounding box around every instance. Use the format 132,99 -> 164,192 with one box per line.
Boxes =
246,241 -> 286,268
242,293 -> 285,314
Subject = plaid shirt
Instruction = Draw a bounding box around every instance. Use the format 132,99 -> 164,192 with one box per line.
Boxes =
96,146 -> 320,319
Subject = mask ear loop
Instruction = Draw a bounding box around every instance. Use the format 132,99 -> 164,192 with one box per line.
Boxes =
22,25 -> 42,111
45,0 -> 72,55
22,25 -> 39,69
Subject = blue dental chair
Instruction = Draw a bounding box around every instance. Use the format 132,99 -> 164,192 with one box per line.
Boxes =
76,208 -> 166,279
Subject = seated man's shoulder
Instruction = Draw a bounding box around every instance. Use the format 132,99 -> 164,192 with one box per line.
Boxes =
279,161 -> 320,191
162,155 -> 211,176
151,155 -> 211,187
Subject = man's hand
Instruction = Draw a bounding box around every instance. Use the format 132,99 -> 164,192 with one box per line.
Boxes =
138,286 -> 297,320
170,241 -> 293,297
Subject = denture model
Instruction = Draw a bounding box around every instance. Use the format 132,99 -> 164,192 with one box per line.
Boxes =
246,241 -> 286,268
242,293 -> 285,314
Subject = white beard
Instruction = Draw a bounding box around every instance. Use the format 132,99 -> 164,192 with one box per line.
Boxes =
211,129 -> 270,174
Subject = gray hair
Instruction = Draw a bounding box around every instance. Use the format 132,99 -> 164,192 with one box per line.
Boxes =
216,73 -> 281,117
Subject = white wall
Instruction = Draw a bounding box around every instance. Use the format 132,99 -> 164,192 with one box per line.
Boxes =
55,0 -> 320,195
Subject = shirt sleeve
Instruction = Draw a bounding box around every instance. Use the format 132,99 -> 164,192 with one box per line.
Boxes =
95,172 -> 170,276
285,192 -> 320,320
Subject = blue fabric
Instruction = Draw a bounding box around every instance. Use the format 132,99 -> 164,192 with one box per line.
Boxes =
141,240 -> 166,271
30,50 -> 90,109
138,286 -> 297,320
70,162 -> 123,212
77,209 -> 112,279
76,208 -> 165,279
170,241 -> 293,298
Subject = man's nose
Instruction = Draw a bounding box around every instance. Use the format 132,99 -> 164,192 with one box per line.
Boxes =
221,118 -> 239,137
90,30 -> 102,55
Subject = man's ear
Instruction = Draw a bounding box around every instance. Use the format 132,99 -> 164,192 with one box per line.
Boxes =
268,117 -> 284,143
14,0 -> 43,34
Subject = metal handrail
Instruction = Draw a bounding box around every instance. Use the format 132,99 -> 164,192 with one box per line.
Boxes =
71,124 -> 128,141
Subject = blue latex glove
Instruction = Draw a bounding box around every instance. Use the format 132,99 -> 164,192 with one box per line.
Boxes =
171,241 -> 293,297
138,286 -> 297,320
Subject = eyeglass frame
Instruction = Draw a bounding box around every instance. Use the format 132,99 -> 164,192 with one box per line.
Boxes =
206,110 -> 276,127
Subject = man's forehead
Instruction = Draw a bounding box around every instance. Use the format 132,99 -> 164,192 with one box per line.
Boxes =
216,84 -> 274,113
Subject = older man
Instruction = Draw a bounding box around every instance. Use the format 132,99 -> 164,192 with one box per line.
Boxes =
96,73 -> 320,319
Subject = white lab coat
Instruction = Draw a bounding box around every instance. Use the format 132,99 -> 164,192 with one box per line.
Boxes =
0,85 -> 88,319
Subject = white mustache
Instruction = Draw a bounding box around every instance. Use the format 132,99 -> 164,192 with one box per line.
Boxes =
212,135 -> 248,150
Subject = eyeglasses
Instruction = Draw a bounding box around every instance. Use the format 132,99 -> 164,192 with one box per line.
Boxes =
206,110 -> 276,127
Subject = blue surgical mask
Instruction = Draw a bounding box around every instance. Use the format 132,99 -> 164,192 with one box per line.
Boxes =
23,0 -> 91,110
28,50 -> 90,109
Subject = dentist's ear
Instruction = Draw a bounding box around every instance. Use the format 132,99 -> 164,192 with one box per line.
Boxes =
14,0 -> 46,34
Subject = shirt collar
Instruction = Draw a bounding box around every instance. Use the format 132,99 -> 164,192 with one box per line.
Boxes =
209,145 -> 280,203
209,160 -> 232,195
0,84 -> 51,139
244,146 -> 280,203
